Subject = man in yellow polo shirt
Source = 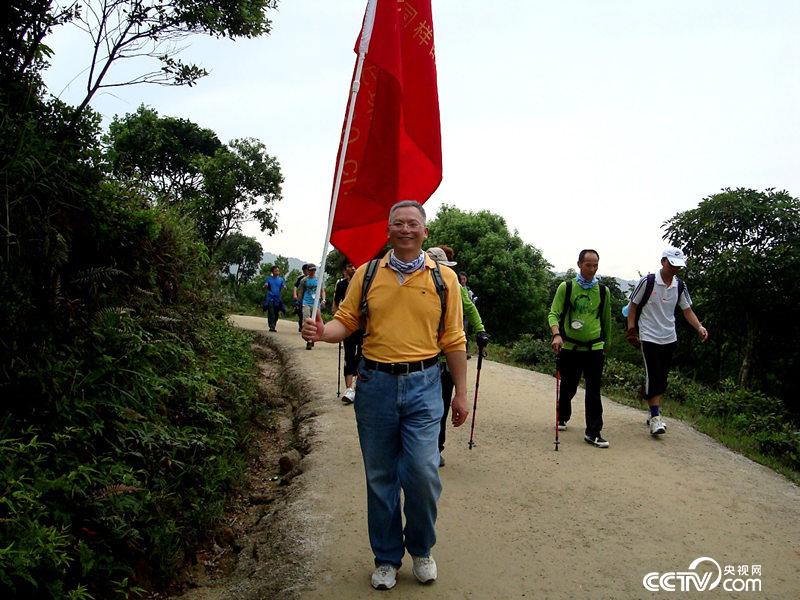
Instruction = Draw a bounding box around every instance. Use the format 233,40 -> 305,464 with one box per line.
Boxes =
302,200 -> 468,590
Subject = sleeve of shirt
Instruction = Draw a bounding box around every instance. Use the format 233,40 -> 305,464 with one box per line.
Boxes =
678,282 -> 692,310
460,284 -> 485,332
440,270 -> 466,353
333,268 -> 364,334
547,282 -> 567,328
630,276 -> 648,304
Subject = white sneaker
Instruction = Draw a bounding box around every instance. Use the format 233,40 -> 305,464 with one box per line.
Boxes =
412,555 -> 437,584
649,415 -> 666,435
371,564 -> 397,590
342,387 -> 356,404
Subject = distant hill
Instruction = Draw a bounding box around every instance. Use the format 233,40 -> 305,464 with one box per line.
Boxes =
261,252 -> 310,273
615,277 -> 639,295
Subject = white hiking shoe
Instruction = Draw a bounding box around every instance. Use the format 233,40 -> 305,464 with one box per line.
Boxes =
341,387 -> 355,404
371,564 -> 397,590
412,555 -> 437,584
649,415 -> 666,435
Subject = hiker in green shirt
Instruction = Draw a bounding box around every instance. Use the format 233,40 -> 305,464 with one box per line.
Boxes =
427,246 -> 489,466
548,249 -> 612,448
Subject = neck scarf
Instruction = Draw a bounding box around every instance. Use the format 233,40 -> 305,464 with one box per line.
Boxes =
388,250 -> 426,274
576,273 -> 598,290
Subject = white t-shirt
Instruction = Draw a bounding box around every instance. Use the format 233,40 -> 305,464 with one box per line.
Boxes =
631,271 -> 692,344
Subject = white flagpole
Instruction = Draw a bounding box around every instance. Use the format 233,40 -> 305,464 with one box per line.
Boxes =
310,0 -> 379,323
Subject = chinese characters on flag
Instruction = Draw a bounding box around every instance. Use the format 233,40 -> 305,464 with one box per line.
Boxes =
330,0 -> 442,266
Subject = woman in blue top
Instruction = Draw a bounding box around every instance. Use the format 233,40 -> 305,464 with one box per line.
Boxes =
300,265 -> 325,349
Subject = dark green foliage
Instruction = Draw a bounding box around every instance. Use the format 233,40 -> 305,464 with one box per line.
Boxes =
1,181 -> 260,597
600,359 -> 799,471
427,205 -> 552,343
510,334 -> 554,372
663,187 -> 800,410
106,106 -> 284,254
1,9 -> 265,595
107,105 -> 223,200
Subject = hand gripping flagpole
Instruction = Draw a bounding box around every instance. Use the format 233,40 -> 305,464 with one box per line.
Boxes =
310,0 -> 379,323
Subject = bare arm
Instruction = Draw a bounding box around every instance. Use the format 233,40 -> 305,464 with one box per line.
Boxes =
445,350 -> 469,427
682,307 -> 709,342
626,302 -> 639,331
301,314 -> 351,344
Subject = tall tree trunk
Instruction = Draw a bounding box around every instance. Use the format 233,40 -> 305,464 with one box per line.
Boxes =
738,319 -> 756,388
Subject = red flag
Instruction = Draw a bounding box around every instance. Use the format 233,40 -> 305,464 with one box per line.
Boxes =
329,0 -> 442,266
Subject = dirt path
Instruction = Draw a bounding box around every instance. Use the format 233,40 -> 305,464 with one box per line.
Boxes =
230,315 -> 799,599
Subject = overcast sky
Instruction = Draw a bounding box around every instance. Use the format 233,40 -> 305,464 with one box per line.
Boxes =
43,0 -> 800,279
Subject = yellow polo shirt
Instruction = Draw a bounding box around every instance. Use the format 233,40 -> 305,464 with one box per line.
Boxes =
334,253 -> 466,362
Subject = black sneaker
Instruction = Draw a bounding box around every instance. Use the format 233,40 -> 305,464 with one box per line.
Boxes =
584,434 -> 610,448
557,421 -> 567,431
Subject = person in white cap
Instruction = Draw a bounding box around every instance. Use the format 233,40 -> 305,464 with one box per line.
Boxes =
625,247 -> 709,436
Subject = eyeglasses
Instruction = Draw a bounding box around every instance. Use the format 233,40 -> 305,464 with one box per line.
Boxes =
389,221 -> 424,231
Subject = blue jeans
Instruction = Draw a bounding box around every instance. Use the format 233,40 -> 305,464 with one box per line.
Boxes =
354,360 -> 444,567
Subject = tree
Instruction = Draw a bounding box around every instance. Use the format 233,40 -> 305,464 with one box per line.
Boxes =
106,107 -> 283,252
107,104 -> 222,199
427,205 -> 552,343
2,1 -> 79,86
664,188 -> 800,400
199,137 -> 283,252
271,254 -> 289,275
65,0 -> 278,115
216,232 -> 263,296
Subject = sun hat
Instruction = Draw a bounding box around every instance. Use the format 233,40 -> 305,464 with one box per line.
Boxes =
661,246 -> 687,267
426,247 -> 456,266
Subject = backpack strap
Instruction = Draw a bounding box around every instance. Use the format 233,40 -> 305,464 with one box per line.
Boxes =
429,262 -> 448,337
558,280 -> 607,348
597,283 -> 607,342
359,258 -> 448,338
359,259 -> 381,335
635,273 -> 685,327
634,273 -> 656,329
558,279 -> 573,338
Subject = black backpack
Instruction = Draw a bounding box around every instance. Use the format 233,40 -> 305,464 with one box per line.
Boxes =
557,279 -> 608,348
359,258 -> 447,338
634,273 -> 686,328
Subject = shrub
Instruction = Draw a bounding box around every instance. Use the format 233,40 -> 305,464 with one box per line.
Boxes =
511,335 -> 554,371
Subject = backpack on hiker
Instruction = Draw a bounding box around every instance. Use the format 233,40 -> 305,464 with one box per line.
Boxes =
358,258 -> 448,339
625,273 -> 686,347
633,273 -> 685,329
557,279 -> 608,348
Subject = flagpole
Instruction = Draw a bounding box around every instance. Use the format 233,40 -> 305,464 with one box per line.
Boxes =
311,0 -> 379,322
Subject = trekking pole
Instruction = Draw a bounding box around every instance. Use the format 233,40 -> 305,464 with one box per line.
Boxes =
554,353 -> 561,452
468,346 -> 485,450
337,341 -> 343,400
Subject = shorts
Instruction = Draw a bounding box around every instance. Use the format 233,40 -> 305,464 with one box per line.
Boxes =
641,341 -> 677,400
